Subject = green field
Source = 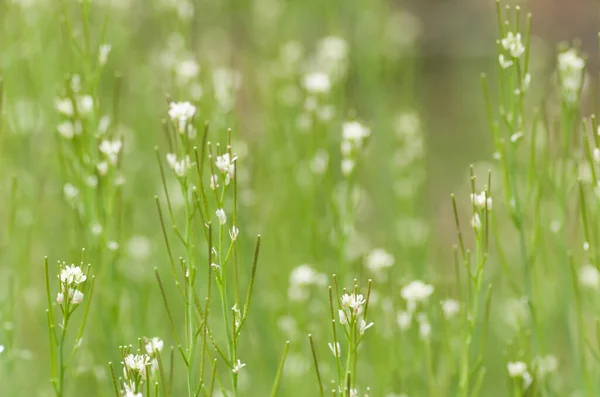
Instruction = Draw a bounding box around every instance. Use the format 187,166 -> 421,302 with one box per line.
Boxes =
0,0 -> 598,396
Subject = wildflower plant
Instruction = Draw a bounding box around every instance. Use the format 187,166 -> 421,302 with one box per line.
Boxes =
44,256 -> 94,396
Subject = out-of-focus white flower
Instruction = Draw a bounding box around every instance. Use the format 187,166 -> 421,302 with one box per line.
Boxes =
558,48 -> 585,104
57,121 -> 80,139
341,158 -> 355,176
365,248 -> 394,272
99,140 -> 122,164
441,299 -> 460,318
216,208 -> 227,225
56,98 -> 74,116
501,32 -> 525,58
310,149 -> 329,175
176,59 -> 200,84
533,355 -> 558,378
579,264 -> 600,288
471,213 -> 482,230
145,337 -> 164,355
97,161 -> 109,176
63,184 -> 79,200
77,95 -> 94,115
507,361 -> 532,388
470,191 -> 492,210
166,153 -> 192,177
401,281 -> 433,305
499,54 -> 513,69
168,101 -> 196,132
98,44 -> 112,66
343,121 -> 370,143
397,311 -> 411,330
303,72 -> 331,94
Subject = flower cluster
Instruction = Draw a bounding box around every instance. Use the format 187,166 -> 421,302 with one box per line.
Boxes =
341,121 -> 371,176
214,152 -> 237,186
557,48 -> 585,104
168,101 -> 196,134
56,264 -> 88,307
287,264 -> 327,302
166,153 -> 193,177
507,361 -> 533,389
397,280 -> 434,337
339,292 -> 373,336
501,32 -> 525,59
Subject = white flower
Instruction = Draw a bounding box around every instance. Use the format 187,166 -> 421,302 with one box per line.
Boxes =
533,355 -> 558,377
98,44 -> 112,65
215,153 -> 237,184
232,359 -> 246,373
342,121 -> 370,143
498,54 -> 513,69
471,213 -> 482,230
349,388 -> 358,397
124,354 -> 151,376
229,226 -> 239,241
107,241 -> 119,251
71,289 -> 84,304
215,208 -> 227,225
303,72 -> 331,94
97,161 -> 109,176
56,98 -> 74,116
501,32 -> 525,58
289,264 -> 327,286
365,248 -> 394,272
209,174 -> 219,190
507,361 -> 528,377
328,342 -> 341,357
441,299 -> 460,318
401,280 -> 433,305
57,288 -> 84,305
341,158 -> 355,176
470,191 -> 492,210
166,153 -> 192,177
579,264 -> 600,288
145,337 -> 164,355
340,293 -> 366,314
168,101 -> 196,132
63,184 -> 79,201
397,311 -> 412,330
98,115 -> 111,135
99,140 -> 122,164
77,95 -> 94,115
558,48 -> 585,103
57,121 -> 76,139
0,345 -> 4,354
359,318 -> 374,335
418,320 -> 431,340
124,390 -> 142,397
60,265 -> 87,285
176,59 -> 200,84
338,309 -> 348,325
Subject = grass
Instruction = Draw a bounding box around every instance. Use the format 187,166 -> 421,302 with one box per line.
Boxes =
0,0 -> 598,396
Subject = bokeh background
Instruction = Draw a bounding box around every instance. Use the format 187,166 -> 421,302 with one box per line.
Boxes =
1,0 -> 599,395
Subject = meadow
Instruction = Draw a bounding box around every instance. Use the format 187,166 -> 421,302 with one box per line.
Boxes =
0,0 -> 598,396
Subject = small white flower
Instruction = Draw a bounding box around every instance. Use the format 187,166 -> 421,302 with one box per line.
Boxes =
166,153 -> 192,177
341,158 -> 355,176
507,361 -> 528,377
338,309 -> 348,325
342,121 -> 370,143
471,213 -> 482,230
441,299 -> 460,318
359,318 -> 374,335
498,54 -> 513,69
470,191 -> 492,210
99,140 -> 122,164
57,121 -> 75,139
209,174 -> 219,190
215,153 -> 237,184
216,209 -> 227,225
77,95 -> 94,115
328,342 -> 341,357
397,311 -> 412,330
91,223 -> 103,235
145,337 -> 164,355
501,32 -> 525,58
303,72 -> 331,94
98,115 -> 111,135
168,101 -> 196,133
124,354 -> 151,375
232,359 -> 246,373
401,280 -> 434,304
98,44 -> 112,66
107,241 -> 119,251
97,161 -> 109,176
340,293 -> 366,314
63,184 -> 79,200
60,265 -> 87,285
176,59 -> 200,83
579,264 -> 600,288
0,345 -> 4,354
419,320 -> 431,340
71,289 -> 84,304
365,248 -> 394,272
229,226 -> 239,241
56,98 -> 74,116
